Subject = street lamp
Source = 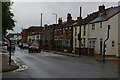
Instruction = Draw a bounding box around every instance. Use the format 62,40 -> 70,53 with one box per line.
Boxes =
52,13 -> 57,51
52,13 -> 57,25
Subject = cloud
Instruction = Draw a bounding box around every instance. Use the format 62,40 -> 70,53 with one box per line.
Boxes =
8,2 -> 118,33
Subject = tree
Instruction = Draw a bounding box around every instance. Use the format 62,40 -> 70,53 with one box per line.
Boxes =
2,2 -> 16,35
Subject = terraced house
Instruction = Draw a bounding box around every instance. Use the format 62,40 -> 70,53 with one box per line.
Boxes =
42,24 -> 56,51
73,5 -> 120,57
54,13 -> 75,52
89,5 -> 120,57
22,26 -> 43,44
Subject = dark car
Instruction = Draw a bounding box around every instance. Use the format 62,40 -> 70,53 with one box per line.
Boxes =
28,43 -> 42,53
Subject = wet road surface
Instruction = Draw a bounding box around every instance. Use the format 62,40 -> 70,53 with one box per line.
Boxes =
2,47 -> 119,79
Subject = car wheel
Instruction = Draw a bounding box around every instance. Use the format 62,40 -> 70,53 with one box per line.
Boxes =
39,50 -> 41,53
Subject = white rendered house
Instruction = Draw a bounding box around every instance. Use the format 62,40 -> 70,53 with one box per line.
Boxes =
89,5 -> 120,57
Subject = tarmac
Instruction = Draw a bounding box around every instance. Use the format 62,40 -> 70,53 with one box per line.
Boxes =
0,49 -> 120,73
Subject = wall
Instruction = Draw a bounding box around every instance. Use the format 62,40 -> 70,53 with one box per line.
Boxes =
73,26 -> 80,51
118,11 -> 120,57
107,12 -> 119,56
89,12 -> 119,56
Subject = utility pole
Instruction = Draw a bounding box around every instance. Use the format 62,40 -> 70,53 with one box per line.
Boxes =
39,13 -> 43,49
78,7 -> 82,56
52,13 -> 57,51
103,25 -> 111,62
41,13 -> 42,27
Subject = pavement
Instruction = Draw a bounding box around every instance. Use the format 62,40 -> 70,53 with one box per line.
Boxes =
49,51 -> 120,66
0,53 -> 19,73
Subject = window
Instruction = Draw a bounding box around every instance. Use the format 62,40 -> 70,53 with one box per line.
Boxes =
75,38 -> 77,47
92,41 -> 95,49
37,35 -> 39,38
83,25 -> 86,36
69,29 -> 72,36
65,40 -> 70,47
92,24 -> 95,30
89,41 -> 91,48
112,41 -> 115,47
100,22 -> 102,28
90,41 -> 95,49
83,38 -> 86,47
75,27 -> 77,36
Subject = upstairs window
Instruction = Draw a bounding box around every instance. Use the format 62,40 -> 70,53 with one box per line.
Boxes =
92,23 -> 95,30
75,27 -> 77,36
83,25 -> 86,36
100,22 -> 102,28
83,38 -> 86,47
112,41 -> 115,48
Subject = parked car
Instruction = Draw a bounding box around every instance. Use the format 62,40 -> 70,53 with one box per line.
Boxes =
22,43 -> 29,49
28,43 -> 42,53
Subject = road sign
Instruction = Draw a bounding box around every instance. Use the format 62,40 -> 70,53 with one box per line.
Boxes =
8,42 -> 10,47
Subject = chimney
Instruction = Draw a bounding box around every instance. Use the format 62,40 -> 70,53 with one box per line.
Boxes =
99,5 -> 105,14
58,18 -> 62,25
77,17 -> 82,22
77,6 -> 82,22
67,13 -> 72,23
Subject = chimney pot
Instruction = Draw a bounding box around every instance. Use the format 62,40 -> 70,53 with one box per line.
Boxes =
77,17 -> 82,22
58,18 -> 62,25
99,5 -> 105,14
67,13 -> 72,23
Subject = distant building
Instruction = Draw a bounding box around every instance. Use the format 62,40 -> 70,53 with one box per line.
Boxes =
28,31 -> 42,44
42,24 -> 55,51
7,33 -> 18,43
21,26 -> 43,43
54,13 -> 75,52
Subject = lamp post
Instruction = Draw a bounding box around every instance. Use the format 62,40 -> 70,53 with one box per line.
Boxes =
52,13 -> 57,25
52,13 -> 57,51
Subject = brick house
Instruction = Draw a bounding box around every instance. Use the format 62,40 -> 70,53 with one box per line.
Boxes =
42,24 -> 56,51
54,13 -> 75,52
21,26 -> 43,44
27,31 -> 42,44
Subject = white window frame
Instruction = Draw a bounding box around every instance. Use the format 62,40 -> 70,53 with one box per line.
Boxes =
92,23 -> 95,30
83,25 -> 86,36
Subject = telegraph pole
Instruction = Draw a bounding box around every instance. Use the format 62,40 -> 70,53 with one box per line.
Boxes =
78,7 -> 82,56
52,13 -> 57,51
41,13 -> 42,27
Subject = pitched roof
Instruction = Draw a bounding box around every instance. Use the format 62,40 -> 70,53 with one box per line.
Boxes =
90,6 -> 120,23
71,12 -> 99,26
72,6 -> 116,26
28,26 -> 43,29
57,20 -> 75,29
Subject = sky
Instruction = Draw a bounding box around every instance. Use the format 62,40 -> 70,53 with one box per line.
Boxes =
7,1 -> 119,33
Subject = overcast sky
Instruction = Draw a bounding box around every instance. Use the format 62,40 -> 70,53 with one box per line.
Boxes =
8,1 -> 118,33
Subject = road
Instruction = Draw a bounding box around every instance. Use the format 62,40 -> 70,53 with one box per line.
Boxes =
2,47 -> 119,79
